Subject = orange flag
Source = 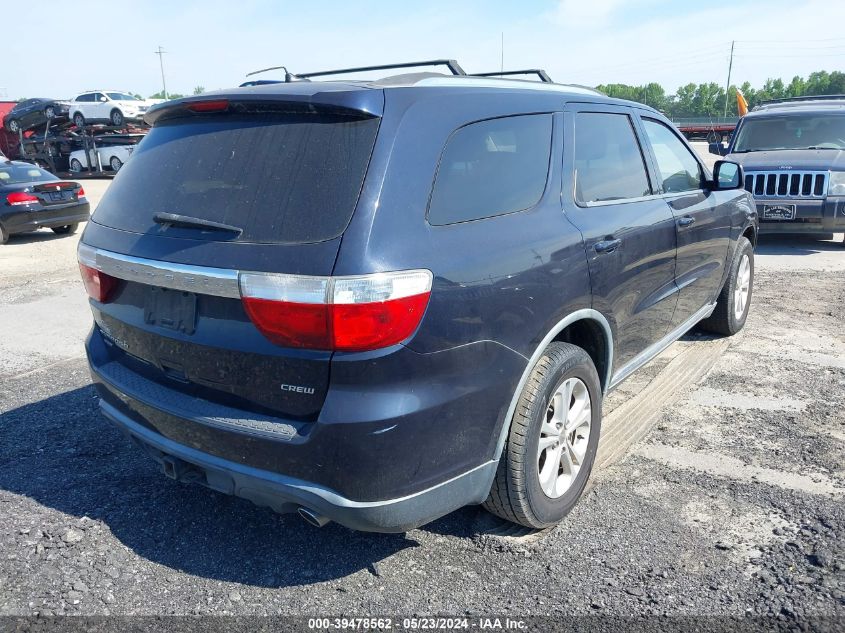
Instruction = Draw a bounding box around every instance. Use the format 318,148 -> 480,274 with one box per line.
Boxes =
736,88 -> 749,116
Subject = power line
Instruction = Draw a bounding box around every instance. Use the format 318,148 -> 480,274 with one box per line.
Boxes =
735,51 -> 845,58
575,42 -> 731,74
736,36 -> 845,44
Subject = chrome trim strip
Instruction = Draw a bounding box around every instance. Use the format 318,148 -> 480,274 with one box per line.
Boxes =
491,309 -> 614,464
79,244 -> 241,299
607,302 -> 716,391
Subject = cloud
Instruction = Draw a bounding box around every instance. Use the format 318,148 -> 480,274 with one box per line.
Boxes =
549,0 -> 628,25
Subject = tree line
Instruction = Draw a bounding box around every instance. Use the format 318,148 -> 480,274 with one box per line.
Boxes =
596,70 -> 845,119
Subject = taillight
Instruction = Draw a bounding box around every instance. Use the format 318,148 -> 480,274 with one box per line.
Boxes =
77,245 -> 119,303
240,270 -> 432,352
6,192 -> 38,206
79,264 -> 119,303
77,187 -> 86,198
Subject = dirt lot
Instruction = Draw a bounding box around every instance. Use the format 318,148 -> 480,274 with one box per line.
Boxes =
0,175 -> 843,626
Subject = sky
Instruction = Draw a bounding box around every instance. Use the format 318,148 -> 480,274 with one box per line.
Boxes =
4,0 -> 845,100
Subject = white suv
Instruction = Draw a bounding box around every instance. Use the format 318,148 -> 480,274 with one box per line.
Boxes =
69,91 -> 149,128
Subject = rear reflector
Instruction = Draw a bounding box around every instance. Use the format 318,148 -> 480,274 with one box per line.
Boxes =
6,192 -> 38,206
239,270 -> 432,351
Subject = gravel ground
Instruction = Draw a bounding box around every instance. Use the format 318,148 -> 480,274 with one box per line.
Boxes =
0,177 -> 843,629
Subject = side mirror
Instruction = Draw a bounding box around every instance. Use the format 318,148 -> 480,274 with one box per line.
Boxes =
99,96 -> 107,102
712,160 -> 744,190
708,141 -> 729,156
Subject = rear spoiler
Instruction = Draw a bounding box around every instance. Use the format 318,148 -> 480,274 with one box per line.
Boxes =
144,90 -> 385,125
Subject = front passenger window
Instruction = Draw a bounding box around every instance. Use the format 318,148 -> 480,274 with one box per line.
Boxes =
642,119 -> 704,193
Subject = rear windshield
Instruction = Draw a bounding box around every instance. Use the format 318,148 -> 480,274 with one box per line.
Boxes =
92,112 -> 380,244
733,114 -> 845,152
0,163 -> 53,185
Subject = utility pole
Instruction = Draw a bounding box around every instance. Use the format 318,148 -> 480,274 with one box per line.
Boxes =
500,32 -> 504,73
155,46 -> 168,100
723,40 -> 735,117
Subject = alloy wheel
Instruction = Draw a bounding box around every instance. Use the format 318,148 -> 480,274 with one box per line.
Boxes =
734,254 -> 751,320
536,377 -> 592,498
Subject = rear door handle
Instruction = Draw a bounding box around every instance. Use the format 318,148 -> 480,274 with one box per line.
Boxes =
678,216 -> 696,227
594,238 -> 622,254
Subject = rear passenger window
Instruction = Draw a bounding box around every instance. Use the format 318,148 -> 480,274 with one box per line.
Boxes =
428,114 -> 552,225
642,118 -> 704,193
574,112 -> 651,204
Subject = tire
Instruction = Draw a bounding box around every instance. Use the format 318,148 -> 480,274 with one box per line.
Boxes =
484,342 -> 602,529
44,106 -> 55,119
51,223 -> 79,235
110,109 -> 124,127
0,224 -> 9,245
6,118 -> 19,133
109,156 -> 123,172
698,236 -> 754,336
73,112 -> 85,128
70,158 -> 83,173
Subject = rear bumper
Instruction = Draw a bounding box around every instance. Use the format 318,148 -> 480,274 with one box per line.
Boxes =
86,325 -> 524,531
97,398 -> 496,532
1,201 -> 90,233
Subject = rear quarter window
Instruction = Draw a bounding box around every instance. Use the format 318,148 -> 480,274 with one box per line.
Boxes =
428,114 -> 553,225
91,112 -> 380,244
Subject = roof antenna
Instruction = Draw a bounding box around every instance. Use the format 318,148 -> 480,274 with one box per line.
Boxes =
245,65 -> 296,82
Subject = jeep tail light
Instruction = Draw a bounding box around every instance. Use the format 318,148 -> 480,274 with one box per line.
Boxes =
6,192 -> 38,206
239,270 -> 432,352
77,244 -> 119,303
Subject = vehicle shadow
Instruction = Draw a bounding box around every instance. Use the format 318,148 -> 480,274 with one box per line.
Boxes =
4,230 -> 78,245
0,385 -> 487,588
757,233 -> 844,256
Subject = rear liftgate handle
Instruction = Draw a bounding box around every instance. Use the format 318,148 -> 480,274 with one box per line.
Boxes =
594,238 -> 622,254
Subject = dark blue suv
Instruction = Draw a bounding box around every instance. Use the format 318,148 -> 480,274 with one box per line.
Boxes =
77,64 -> 758,532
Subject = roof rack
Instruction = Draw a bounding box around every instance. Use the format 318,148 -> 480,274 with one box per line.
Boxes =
470,69 -> 553,83
756,94 -> 845,108
245,60 -> 466,83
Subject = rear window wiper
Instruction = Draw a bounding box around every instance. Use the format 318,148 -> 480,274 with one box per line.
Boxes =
153,212 -> 243,235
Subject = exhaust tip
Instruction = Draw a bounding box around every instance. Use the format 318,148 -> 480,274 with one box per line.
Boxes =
298,507 -> 330,528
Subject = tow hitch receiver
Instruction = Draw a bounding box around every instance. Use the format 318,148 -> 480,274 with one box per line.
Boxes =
160,455 -> 201,482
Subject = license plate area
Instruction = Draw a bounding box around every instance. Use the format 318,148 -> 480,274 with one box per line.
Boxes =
762,204 -> 796,220
144,287 -> 197,334
49,192 -> 62,202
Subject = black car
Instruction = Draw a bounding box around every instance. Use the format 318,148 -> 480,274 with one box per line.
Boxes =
77,61 -> 757,532
711,95 -> 845,241
0,161 -> 90,243
3,98 -> 70,134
